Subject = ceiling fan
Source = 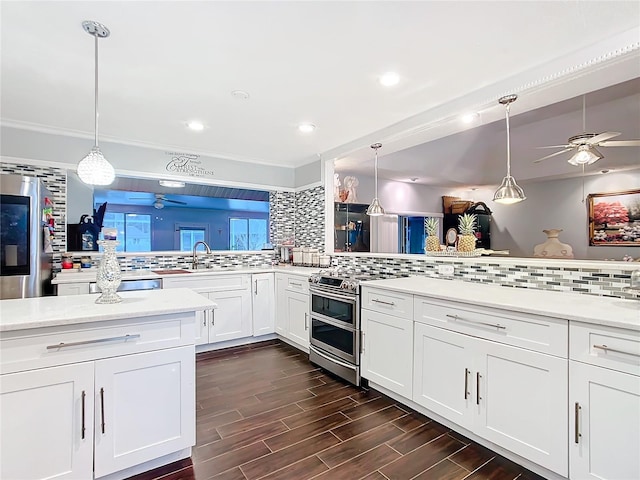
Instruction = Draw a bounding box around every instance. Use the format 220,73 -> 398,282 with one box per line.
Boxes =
152,193 -> 187,209
533,96 -> 640,166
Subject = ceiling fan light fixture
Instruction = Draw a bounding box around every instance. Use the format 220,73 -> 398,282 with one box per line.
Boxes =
567,145 -> 602,166
154,200 -> 164,210
367,143 -> 385,216
77,21 -> 115,186
493,94 -> 525,205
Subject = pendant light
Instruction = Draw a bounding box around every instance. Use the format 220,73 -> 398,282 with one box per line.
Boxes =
366,143 -> 385,216
76,21 -> 115,186
493,94 -> 526,204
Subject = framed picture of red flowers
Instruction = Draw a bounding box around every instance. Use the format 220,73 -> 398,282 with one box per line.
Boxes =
587,189 -> 640,246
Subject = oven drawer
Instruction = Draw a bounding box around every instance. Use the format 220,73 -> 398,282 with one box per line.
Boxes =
414,295 -> 568,357
362,287 -> 413,320
570,321 -> 640,376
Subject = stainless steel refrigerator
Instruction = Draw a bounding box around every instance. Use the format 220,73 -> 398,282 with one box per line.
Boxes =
0,174 -> 54,299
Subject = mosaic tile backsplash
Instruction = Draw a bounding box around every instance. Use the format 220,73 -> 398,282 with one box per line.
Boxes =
2,160 -> 636,300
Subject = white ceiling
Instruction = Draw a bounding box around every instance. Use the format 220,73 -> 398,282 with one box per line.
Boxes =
1,1 -> 639,180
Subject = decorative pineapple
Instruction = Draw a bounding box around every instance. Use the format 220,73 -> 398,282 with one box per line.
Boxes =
424,217 -> 440,252
457,213 -> 477,252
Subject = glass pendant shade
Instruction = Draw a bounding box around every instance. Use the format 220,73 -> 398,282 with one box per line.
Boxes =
77,21 -> 115,186
493,94 -> 525,205
77,147 -> 115,186
366,197 -> 385,216
493,175 -> 526,204
568,145 -> 602,166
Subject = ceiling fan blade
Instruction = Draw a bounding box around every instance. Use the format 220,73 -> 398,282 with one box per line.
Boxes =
588,131 -> 621,144
533,148 -> 574,163
536,145 -> 571,149
598,140 -> 640,147
164,198 -> 187,205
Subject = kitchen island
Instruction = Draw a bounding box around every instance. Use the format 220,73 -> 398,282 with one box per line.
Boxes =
0,288 -> 215,480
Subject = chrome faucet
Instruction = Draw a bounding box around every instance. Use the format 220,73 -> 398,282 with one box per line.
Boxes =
192,241 -> 211,269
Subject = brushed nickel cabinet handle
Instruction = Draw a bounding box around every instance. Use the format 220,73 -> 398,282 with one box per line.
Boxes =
372,298 -> 395,306
291,282 -> 302,288
81,390 -> 86,440
593,344 -> 640,358
446,314 -> 507,331
46,334 -> 141,350
211,310 -> 215,326
304,313 -> 308,330
254,280 -> 258,295
361,331 -> 365,354
203,311 -> 207,327
574,402 -> 582,444
464,368 -> 470,400
100,387 -> 106,434
476,372 -> 481,405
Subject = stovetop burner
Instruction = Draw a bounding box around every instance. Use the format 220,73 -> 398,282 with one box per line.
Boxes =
309,267 -> 408,293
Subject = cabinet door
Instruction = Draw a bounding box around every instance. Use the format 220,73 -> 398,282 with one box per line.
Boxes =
209,288 -> 253,343
252,273 -> 275,336
413,323 -> 475,431
0,362 -> 94,480
94,346 -> 195,478
287,290 -> 309,349
476,340 -> 568,476
274,274 -> 288,336
362,309 -> 413,398
570,361 -> 640,480
193,289 -> 212,345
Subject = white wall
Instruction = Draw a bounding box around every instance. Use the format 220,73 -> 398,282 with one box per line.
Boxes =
336,169 -> 640,260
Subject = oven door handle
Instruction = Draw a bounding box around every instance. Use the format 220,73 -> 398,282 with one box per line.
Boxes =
309,314 -> 356,332
310,346 -> 357,371
309,288 -> 358,304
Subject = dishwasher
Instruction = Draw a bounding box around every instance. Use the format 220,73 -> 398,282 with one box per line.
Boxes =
89,278 -> 162,293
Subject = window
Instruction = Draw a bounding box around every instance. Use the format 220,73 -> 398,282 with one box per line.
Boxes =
230,218 -> 267,250
101,213 -> 151,252
175,223 -> 208,251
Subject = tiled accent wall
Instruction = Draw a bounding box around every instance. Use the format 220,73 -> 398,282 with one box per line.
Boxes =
269,191 -> 296,246
114,252 -> 277,270
0,162 -> 67,263
333,255 -> 638,300
295,186 -> 325,250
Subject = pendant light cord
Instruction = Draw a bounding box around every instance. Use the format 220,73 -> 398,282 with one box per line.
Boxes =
374,147 -> 379,198
582,95 -> 586,132
94,33 -> 99,147
505,103 -> 511,177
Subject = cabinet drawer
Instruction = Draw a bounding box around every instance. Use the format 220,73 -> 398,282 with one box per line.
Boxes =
570,322 -> 640,376
57,283 -> 90,296
414,296 -> 568,357
0,312 -> 196,374
362,287 -> 413,320
285,274 -> 309,294
164,273 -> 249,291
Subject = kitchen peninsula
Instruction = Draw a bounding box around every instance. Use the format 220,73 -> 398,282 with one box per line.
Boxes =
0,288 -> 215,480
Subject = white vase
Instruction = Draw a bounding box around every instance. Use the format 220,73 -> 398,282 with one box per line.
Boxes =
95,240 -> 122,304
533,229 -> 574,259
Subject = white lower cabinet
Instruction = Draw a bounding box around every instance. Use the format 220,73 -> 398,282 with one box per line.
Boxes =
0,362 -> 95,480
0,346 -> 195,480
252,273 -> 275,336
361,308 -> 413,398
274,273 -> 309,350
165,274 -> 253,346
413,322 -> 568,476
569,360 -> 640,480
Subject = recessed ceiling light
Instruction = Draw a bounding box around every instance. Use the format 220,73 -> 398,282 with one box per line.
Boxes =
186,121 -> 205,131
461,112 -> 480,124
379,72 -> 400,87
231,90 -> 250,100
298,123 -> 316,133
159,180 -> 185,188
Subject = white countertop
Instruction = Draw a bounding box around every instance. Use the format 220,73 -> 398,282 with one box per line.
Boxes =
364,276 -> 640,331
0,288 -> 216,332
52,265 -> 317,284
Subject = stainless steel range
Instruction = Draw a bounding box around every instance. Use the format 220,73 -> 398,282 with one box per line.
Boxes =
308,268 -> 405,386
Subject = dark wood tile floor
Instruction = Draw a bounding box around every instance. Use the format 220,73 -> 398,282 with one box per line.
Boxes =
129,340 -> 547,480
